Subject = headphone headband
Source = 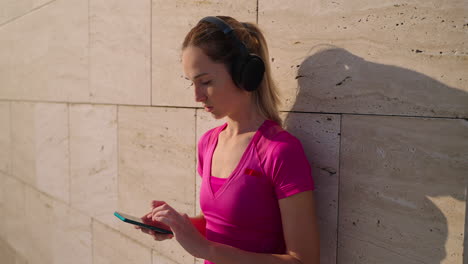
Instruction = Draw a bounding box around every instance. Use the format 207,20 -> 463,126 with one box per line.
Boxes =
201,16 -> 233,35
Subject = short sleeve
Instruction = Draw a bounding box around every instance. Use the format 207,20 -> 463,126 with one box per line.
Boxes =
197,127 -> 218,178
197,140 -> 204,178
197,132 -> 208,178
268,136 -> 315,199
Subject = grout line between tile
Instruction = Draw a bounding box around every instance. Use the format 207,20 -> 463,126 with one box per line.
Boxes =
336,114 -> 343,264
117,105 -> 120,212
91,217 -> 94,264
464,185 -> 468,264
0,0 -> 58,28
0,100 -> 465,120
88,0 -> 91,102
68,103 -> 71,205
150,0 -> 153,106
9,101 -> 13,178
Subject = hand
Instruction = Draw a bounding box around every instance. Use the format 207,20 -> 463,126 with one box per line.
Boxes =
134,211 -> 174,241
149,200 -> 209,259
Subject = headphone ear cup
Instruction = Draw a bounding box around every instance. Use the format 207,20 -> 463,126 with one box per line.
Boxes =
240,55 -> 265,92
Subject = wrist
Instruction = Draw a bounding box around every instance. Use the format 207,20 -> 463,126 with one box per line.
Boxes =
201,239 -> 215,261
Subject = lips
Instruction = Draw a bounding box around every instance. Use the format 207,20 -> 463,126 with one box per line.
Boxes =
204,106 -> 213,112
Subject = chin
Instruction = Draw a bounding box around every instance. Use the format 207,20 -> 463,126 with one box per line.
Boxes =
211,112 -> 225,120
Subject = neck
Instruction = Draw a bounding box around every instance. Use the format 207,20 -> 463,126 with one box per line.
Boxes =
224,115 -> 265,136
224,103 -> 265,136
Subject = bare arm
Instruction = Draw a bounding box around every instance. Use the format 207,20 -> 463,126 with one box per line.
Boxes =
202,191 -> 320,264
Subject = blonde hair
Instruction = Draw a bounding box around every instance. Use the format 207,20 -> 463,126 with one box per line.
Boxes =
182,16 -> 282,126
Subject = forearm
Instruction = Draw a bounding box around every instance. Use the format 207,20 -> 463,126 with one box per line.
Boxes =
189,214 -> 206,236
204,241 -> 303,264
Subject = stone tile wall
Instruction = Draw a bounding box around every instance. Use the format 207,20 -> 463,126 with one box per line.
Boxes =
0,0 -> 466,264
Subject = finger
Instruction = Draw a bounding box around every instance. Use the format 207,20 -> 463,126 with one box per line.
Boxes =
154,233 -> 173,241
140,228 -> 150,234
151,200 -> 166,208
153,214 -> 172,227
151,204 -> 171,220
152,209 -> 171,222
145,211 -> 153,219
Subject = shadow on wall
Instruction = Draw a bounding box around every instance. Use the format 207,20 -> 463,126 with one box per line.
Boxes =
282,46 -> 467,264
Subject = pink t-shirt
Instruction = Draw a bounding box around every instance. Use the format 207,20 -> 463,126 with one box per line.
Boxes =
197,119 -> 315,264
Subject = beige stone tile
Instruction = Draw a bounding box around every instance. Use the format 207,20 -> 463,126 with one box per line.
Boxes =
151,0 -> 257,107
93,220 -> 152,264
89,0 -> 151,105
259,1 -> 468,117
23,186 -> 92,264
35,102 -> 69,203
70,104 -> 118,227
0,238 -> 27,264
0,0 -> 89,102
118,106 -> 196,263
0,102 -> 11,176
152,252 -> 181,264
12,102 -> 69,202
11,102 -> 36,186
339,115 -> 467,264
282,112 -> 340,264
51,196 -> 93,264
0,172 -> 4,238
1,174 -> 28,258
11,102 -> 69,202
0,0 -> 53,25
195,110 -> 225,215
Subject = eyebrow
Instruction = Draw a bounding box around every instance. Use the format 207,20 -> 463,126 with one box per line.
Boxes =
184,72 -> 209,81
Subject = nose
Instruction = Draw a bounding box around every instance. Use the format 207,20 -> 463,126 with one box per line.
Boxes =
194,84 -> 207,103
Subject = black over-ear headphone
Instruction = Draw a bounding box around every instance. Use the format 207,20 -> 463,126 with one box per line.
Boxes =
199,16 -> 265,92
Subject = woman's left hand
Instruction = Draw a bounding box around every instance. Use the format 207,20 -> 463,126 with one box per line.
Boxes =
149,200 -> 210,259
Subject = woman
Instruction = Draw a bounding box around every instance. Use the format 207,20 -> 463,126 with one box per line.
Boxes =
136,16 -> 320,264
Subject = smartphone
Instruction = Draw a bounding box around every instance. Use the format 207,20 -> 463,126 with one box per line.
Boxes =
114,211 -> 173,235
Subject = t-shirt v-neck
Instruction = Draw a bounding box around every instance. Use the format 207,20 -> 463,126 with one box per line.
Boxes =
208,120 -> 266,198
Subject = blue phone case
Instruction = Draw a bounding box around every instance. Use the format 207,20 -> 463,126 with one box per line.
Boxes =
114,211 -> 173,235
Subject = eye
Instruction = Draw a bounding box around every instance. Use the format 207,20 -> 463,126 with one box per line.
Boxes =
201,80 -> 212,85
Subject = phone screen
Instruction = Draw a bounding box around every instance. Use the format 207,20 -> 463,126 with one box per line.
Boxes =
114,211 -> 173,235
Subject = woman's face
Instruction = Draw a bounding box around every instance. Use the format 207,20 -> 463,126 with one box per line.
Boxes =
182,45 -> 247,119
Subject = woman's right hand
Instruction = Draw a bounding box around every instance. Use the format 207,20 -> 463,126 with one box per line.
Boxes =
134,212 -> 174,241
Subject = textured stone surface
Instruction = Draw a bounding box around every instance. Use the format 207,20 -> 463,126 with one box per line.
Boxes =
153,252 -> 181,264
0,238 -> 27,264
70,104 -> 118,227
118,106 -> 196,263
0,102 -> 10,176
0,0 -> 52,25
151,0 -> 257,107
0,0 -> 89,102
339,115 -> 467,264
195,110 -> 225,215
282,112 -> 340,264
93,220 -> 152,264
11,102 -> 35,186
11,102 -> 70,203
22,185 -> 92,264
35,102 -> 69,203
89,0 -> 151,105
1,175 -> 27,258
0,173 -> 4,239
259,0 -> 468,117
